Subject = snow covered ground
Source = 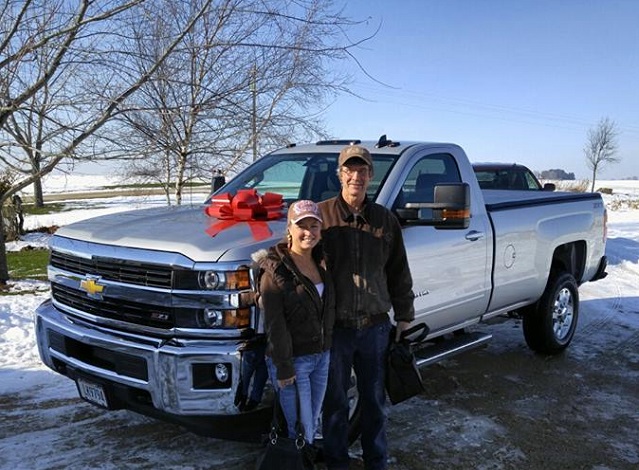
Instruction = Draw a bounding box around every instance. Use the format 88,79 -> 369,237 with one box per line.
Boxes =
1,180 -> 638,469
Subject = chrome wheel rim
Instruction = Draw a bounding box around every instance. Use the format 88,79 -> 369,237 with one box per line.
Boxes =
552,287 -> 574,341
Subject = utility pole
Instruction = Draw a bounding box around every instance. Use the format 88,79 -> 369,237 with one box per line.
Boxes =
250,64 -> 258,162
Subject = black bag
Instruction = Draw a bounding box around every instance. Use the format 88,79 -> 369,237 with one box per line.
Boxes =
255,432 -> 315,470
385,322 -> 430,405
255,388 -> 315,470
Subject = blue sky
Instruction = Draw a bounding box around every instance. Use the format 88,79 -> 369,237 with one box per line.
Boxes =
321,0 -> 639,180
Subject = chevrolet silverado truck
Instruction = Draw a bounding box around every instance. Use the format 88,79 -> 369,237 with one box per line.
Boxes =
34,136 -> 608,441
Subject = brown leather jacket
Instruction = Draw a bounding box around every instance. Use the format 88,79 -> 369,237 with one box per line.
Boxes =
319,194 -> 415,326
257,243 -> 335,380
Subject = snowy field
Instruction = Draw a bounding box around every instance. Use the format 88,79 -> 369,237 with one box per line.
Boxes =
1,179 -> 638,469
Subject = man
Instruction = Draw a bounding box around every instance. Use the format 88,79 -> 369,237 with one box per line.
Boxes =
319,144 -> 415,470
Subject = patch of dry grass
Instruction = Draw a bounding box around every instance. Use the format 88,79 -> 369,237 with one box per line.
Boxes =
552,179 -> 590,192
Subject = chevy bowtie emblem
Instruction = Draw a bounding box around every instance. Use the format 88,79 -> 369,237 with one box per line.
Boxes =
80,276 -> 105,298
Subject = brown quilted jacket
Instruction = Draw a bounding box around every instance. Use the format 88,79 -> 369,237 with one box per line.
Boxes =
318,194 -> 415,324
257,243 -> 335,380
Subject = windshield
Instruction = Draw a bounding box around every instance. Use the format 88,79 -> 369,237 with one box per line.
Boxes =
210,152 -> 397,205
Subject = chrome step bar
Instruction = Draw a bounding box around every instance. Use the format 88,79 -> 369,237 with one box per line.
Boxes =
413,331 -> 492,368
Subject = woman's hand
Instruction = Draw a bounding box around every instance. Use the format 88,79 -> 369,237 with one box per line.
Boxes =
277,376 -> 296,388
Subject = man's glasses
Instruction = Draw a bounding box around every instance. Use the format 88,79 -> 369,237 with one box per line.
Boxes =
341,166 -> 370,177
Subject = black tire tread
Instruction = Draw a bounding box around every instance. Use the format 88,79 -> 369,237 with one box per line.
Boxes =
522,271 -> 579,354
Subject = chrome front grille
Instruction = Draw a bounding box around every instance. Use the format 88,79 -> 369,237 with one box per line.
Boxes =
51,284 -> 175,329
50,251 -> 173,288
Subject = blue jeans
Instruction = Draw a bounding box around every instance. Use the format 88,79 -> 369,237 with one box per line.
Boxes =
267,351 -> 330,443
241,342 -> 268,403
322,320 -> 392,470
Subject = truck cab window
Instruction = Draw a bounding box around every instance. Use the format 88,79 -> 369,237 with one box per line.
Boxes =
400,153 -> 461,205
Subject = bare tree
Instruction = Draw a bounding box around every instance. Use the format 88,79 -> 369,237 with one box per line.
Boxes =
584,117 -> 620,192
115,0 -> 367,204
0,0 -> 212,284
1,7 -> 89,208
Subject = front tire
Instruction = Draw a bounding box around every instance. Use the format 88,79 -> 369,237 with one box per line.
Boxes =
522,272 -> 579,354
346,369 -> 361,444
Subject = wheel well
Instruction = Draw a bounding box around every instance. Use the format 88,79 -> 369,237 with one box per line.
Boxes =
550,242 -> 586,283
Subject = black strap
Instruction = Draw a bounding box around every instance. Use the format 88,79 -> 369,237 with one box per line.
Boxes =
397,322 -> 430,343
270,383 -> 305,447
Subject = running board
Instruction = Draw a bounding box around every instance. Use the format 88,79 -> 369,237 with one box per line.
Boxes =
413,331 -> 492,368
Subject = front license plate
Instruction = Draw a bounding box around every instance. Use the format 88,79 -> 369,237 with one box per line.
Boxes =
77,379 -> 109,408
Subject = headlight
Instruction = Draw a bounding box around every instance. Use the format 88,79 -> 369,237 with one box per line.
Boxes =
198,269 -> 250,290
200,271 -> 220,289
203,309 -> 224,327
200,307 -> 250,328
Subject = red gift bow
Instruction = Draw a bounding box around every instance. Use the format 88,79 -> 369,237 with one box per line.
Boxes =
204,189 -> 285,241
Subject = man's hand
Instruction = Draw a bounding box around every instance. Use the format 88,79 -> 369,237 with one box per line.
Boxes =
394,321 -> 412,342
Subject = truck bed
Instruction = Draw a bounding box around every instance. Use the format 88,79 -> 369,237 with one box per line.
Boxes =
482,188 -> 606,317
481,189 -> 603,211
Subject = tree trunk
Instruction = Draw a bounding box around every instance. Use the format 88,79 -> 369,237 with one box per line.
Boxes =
174,151 -> 187,206
33,177 -> 45,208
163,151 -> 172,206
30,156 -> 45,208
591,167 -> 597,193
174,182 -> 183,206
0,209 -> 9,285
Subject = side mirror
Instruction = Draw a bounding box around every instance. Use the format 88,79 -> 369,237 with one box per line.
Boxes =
543,183 -> 556,191
399,183 -> 470,229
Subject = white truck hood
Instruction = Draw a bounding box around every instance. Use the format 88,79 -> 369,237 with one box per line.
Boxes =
54,205 -> 287,263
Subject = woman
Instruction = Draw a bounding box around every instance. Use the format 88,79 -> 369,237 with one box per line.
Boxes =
256,199 -> 335,443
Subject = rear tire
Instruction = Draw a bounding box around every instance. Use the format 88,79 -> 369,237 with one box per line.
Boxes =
522,271 -> 579,354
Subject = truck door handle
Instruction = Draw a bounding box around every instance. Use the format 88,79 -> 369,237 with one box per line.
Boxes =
465,230 -> 484,241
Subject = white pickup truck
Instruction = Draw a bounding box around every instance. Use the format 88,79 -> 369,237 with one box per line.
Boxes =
34,136 -> 608,441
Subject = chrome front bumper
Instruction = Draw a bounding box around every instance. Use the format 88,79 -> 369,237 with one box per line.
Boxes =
35,299 -> 243,416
